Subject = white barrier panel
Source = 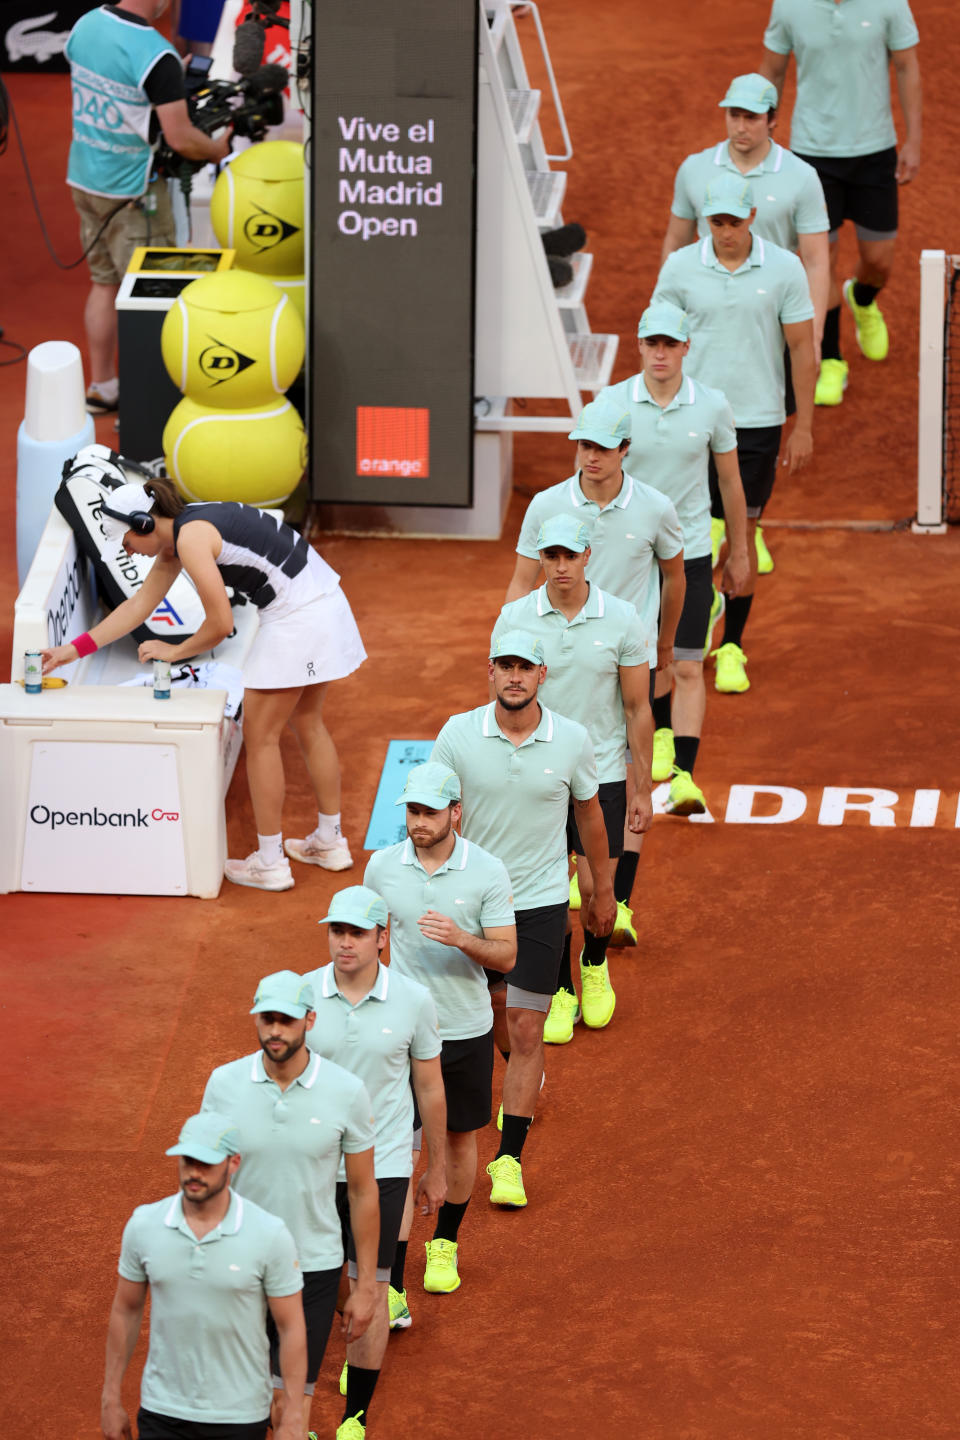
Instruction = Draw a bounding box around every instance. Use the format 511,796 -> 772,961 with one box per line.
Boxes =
0,686 -> 229,897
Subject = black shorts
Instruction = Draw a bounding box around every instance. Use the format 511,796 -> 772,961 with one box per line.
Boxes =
267,1267 -> 339,1385
794,147 -> 898,240
673,553 -> 714,659
336,1175 -> 407,1277
783,341 -> 796,419
411,1027 -> 494,1132
508,901 -> 569,998
709,425 -> 782,518
567,780 -> 625,859
137,1410 -> 268,1440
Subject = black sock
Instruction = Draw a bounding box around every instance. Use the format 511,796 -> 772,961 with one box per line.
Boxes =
389,1239 -> 408,1294
581,926 -> 611,966
497,1113 -> 532,1160
721,594 -> 753,648
673,736 -> 700,775
344,1366 -> 379,1427
853,280 -> 879,307
614,851 -> 639,905
556,932 -> 573,993
433,1199 -> 469,1244
651,692 -> 672,730
822,305 -> 841,360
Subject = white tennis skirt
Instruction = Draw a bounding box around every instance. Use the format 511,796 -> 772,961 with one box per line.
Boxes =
243,586 -> 367,690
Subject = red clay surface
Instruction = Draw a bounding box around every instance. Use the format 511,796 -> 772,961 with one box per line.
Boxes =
2,3 -> 959,1438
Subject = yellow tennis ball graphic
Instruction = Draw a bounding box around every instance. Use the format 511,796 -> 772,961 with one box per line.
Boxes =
161,270 -> 304,409
210,141 -> 305,276
163,397 -> 308,507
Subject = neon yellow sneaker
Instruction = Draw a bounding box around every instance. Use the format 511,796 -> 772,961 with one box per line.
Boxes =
339,1360 -> 347,1396
843,278 -> 888,361
543,987 -> 580,1044
579,955 -> 615,1028
423,1238 -> 461,1293
710,516 -> 726,567
388,1285 -> 412,1329
486,1154 -> 527,1207
666,767 -> 706,816
814,357 -> 849,406
608,899 -> 637,948
702,585 -> 726,660
651,727 -> 675,782
336,1416 -> 366,1440
569,869 -> 581,910
755,524 -> 774,575
712,642 -> 750,693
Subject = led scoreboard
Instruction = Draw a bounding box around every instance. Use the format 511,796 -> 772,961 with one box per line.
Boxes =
309,0 -> 478,506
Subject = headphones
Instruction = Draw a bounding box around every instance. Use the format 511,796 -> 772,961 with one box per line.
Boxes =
99,498 -> 156,538
100,498 -> 156,535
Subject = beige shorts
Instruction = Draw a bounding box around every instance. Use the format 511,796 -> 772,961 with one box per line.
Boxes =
70,180 -> 175,286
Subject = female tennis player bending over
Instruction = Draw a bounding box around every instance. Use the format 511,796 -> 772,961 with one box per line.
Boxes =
42,478 -> 366,892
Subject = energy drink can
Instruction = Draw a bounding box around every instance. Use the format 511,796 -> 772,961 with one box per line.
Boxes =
153,659 -> 172,700
25,651 -> 43,694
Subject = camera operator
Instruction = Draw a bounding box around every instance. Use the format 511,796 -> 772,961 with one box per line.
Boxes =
65,0 -> 231,417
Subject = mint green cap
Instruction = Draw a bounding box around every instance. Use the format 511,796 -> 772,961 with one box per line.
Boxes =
250,969 -> 316,1017
166,1111 -> 242,1164
319,885 -> 389,929
536,512 -> 594,554
719,73 -> 779,114
702,172 -> 755,219
568,398 -> 631,449
490,629 -> 546,666
395,761 -> 461,809
637,301 -> 691,343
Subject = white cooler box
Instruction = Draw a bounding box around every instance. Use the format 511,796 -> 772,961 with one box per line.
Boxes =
3,505 -> 261,897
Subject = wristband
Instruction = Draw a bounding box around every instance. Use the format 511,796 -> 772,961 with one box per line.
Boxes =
71,632 -> 98,658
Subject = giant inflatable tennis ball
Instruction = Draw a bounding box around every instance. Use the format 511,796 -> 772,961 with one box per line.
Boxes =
210,141 -> 305,277
270,273 -> 305,327
163,396 -> 308,507
160,270 -> 304,410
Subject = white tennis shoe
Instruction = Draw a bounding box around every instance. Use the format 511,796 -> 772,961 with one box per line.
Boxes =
224,852 -> 295,891
284,834 -> 354,871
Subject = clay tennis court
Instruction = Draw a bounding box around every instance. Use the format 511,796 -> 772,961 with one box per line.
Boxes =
2,2 -> 959,1436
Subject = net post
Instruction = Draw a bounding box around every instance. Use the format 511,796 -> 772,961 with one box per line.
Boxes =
914,249 -> 947,533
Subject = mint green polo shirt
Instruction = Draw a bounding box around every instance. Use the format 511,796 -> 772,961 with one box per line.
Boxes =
201,1050 -> 374,1270
431,703 -> 597,911
364,834 -> 515,1042
301,961 -> 441,1179
491,585 -> 648,784
652,235 -> 814,427
764,0 -> 919,158
601,373 -> 736,562
118,1189 -> 301,1424
514,471 -> 682,665
671,141 -> 828,252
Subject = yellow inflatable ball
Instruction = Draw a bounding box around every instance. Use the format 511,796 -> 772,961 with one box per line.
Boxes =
160,269 -> 304,410
163,396 -> 308,508
210,141 -> 305,277
271,274 -> 305,328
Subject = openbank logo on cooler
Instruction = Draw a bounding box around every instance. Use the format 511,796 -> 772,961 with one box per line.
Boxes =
29,805 -> 180,830
356,405 -> 429,478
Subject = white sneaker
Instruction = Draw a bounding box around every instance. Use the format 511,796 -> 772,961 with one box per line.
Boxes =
284,835 -> 353,871
224,851 -> 295,891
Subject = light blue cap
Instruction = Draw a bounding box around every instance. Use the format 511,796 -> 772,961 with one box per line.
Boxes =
536,512 -> 594,554
395,761 -> 462,809
490,629 -> 546,666
702,172 -> 755,219
319,885 -> 389,929
637,301 -> 691,343
166,1111 -> 241,1164
568,397 -> 631,448
250,969 -> 316,1017
719,73 -> 779,114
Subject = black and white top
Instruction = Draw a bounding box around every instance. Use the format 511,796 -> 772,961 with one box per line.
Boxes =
174,503 -> 339,619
